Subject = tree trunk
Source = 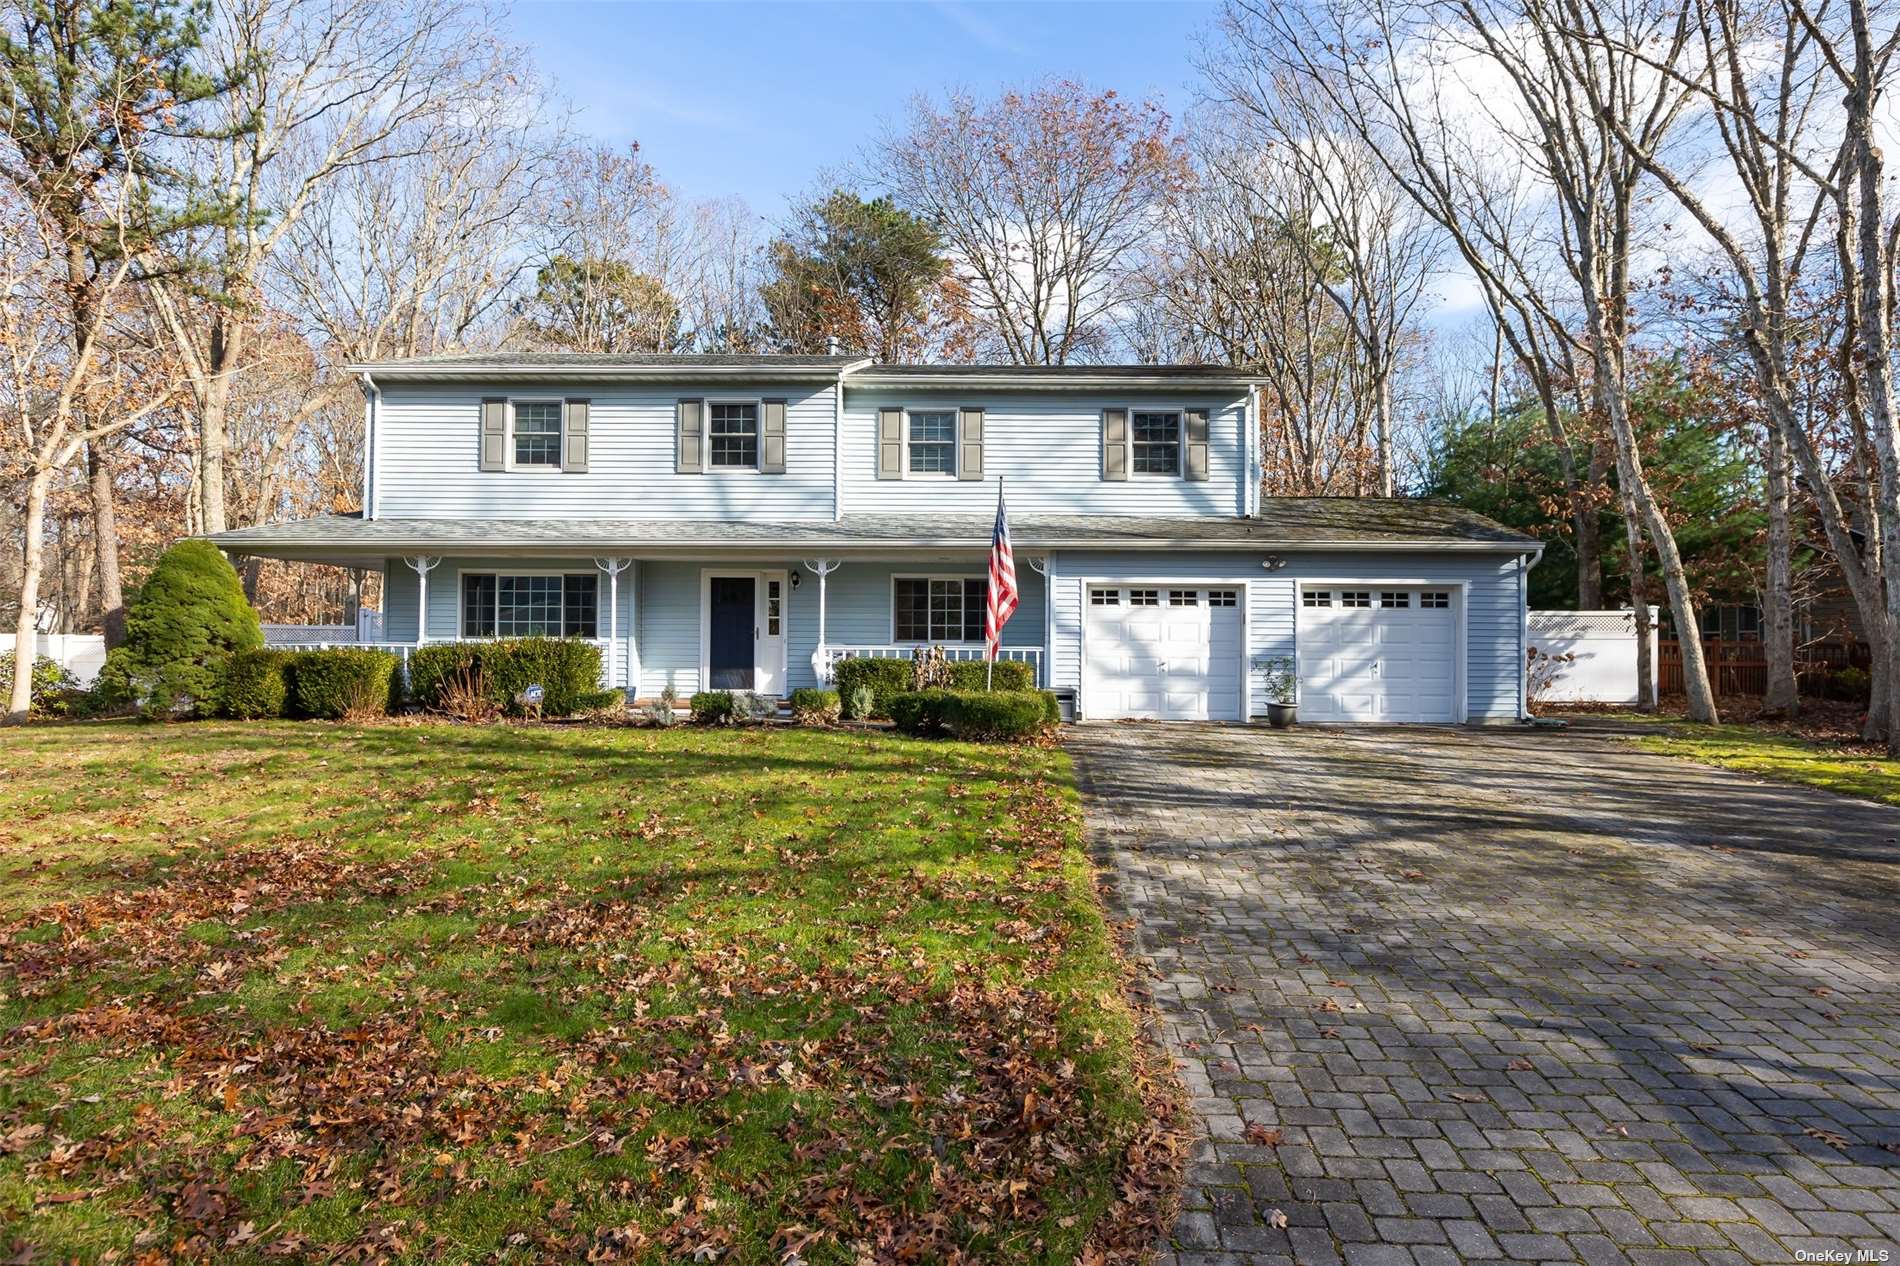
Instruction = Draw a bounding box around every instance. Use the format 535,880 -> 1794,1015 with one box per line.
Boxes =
1375,365 -> 1395,497
88,441 -> 125,647
1623,507 -> 1656,713
198,312 -> 241,536
1577,439 -> 1610,609
1762,421 -> 1799,716
6,470 -> 54,723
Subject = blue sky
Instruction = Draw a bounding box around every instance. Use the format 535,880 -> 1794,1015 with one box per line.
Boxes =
505,1 -> 1220,220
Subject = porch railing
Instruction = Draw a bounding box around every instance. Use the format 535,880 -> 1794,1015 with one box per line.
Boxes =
820,644 -> 1044,687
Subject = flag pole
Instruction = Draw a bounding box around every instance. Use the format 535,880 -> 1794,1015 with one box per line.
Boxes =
987,477 -> 1002,692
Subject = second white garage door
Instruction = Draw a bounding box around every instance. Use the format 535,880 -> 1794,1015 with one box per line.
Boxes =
1084,585 -> 1244,720
1298,586 -> 1461,723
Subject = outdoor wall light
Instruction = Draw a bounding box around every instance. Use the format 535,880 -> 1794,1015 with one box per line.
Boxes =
1262,554 -> 1287,572
789,570 -> 801,589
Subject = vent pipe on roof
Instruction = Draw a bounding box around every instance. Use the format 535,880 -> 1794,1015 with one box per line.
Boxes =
825,335 -> 841,356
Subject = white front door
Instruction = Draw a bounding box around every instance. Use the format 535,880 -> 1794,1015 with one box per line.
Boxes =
1083,585 -> 1244,720
1298,586 -> 1460,723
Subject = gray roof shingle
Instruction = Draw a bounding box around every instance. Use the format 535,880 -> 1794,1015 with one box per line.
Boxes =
210,500 -> 1538,559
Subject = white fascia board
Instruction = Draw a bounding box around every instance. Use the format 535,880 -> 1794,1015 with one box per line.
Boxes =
212,534 -> 1541,558
348,359 -> 873,383
845,372 -> 1261,392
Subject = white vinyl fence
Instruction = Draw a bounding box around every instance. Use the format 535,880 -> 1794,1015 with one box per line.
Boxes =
1,632 -> 109,687
1526,608 -> 1658,705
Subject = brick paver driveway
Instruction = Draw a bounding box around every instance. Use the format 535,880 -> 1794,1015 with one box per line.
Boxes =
1068,722 -> 1900,1266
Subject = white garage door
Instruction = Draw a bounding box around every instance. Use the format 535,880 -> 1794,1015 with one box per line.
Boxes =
1084,585 -> 1244,720
1298,587 -> 1460,723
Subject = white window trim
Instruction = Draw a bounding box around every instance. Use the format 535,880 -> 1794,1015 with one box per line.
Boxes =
1077,577 -> 1251,722
703,396 -> 765,474
889,572 -> 989,644
454,566 -> 601,639
903,408 -> 958,480
1292,579 -> 1471,724
504,396 -> 565,473
1125,406 -> 1185,479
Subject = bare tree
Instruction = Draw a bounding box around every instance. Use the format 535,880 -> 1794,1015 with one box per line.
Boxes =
870,80 -> 1186,364
1200,69 -> 1442,495
1219,0 -> 1717,720
151,0 -> 508,537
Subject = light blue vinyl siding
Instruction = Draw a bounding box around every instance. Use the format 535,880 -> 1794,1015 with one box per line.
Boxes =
1049,550 -> 1525,720
373,382 -> 838,520
378,547 -> 1521,717
840,389 -> 1248,517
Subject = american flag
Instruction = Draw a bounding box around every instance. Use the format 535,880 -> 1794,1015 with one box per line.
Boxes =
985,480 -> 1019,662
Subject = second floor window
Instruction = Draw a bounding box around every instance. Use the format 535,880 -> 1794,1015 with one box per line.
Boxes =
894,576 -> 987,642
513,401 -> 562,466
709,401 -> 758,468
462,573 -> 597,638
1131,411 -> 1181,474
908,410 -> 955,474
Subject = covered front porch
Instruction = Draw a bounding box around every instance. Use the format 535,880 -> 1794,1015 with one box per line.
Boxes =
374,553 -> 1048,699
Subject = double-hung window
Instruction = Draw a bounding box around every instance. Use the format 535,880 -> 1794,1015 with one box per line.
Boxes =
908,410 -> 956,475
708,402 -> 759,469
513,401 -> 562,467
893,577 -> 987,642
462,573 -> 598,638
1131,411 -> 1181,475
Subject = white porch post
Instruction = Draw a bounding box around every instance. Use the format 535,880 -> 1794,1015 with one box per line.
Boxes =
1026,554 -> 1051,688
594,557 -> 632,689
403,556 -> 441,647
803,558 -> 843,685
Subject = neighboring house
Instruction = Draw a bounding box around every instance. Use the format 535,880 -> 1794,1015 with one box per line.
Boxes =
210,354 -> 1543,723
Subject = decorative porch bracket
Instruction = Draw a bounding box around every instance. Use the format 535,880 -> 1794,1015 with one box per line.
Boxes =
801,559 -> 844,684
402,556 -> 442,647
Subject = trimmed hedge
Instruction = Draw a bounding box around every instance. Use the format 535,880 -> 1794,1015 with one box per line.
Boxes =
888,688 -> 1058,742
833,656 -> 1035,719
888,688 -> 955,736
220,649 -> 294,719
788,687 -> 841,725
290,649 -> 399,720
408,638 -> 603,717
689,691 -> 736,725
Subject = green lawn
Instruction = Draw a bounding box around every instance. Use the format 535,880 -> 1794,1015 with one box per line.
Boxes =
1629,721 -> 1900,806
0,721 -> 1174,1264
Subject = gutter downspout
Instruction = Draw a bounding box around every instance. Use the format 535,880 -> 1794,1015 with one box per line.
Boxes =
359,372 -> 379,520
833,366 -> 846,522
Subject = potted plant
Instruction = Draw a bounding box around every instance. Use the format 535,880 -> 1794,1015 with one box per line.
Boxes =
1257,656 -> 1298,728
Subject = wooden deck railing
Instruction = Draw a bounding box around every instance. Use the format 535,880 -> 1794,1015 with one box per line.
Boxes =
1658,638 -> 1869,697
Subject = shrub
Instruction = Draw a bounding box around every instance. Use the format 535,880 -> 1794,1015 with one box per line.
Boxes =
1833,665 -> 1871,704
97,540 -> 261,717
290,649 -> 399,720
0,653 -> 83,718
789,687 -> 841,726
888,688 -> 956,737
573,688 -> 625,715
845,683 -> 874,721
833,656 -> 1035,718
407,638 -> 603,717
219,649 -> 293,719
690,690 -> 735,725
942,689 -> 1058,742
638,684 -> 681,727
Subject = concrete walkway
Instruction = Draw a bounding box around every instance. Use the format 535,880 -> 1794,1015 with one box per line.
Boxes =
1070,723 -> 1900,1266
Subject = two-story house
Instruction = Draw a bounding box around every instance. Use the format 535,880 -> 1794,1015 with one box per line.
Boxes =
210,353 -> 1543,723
